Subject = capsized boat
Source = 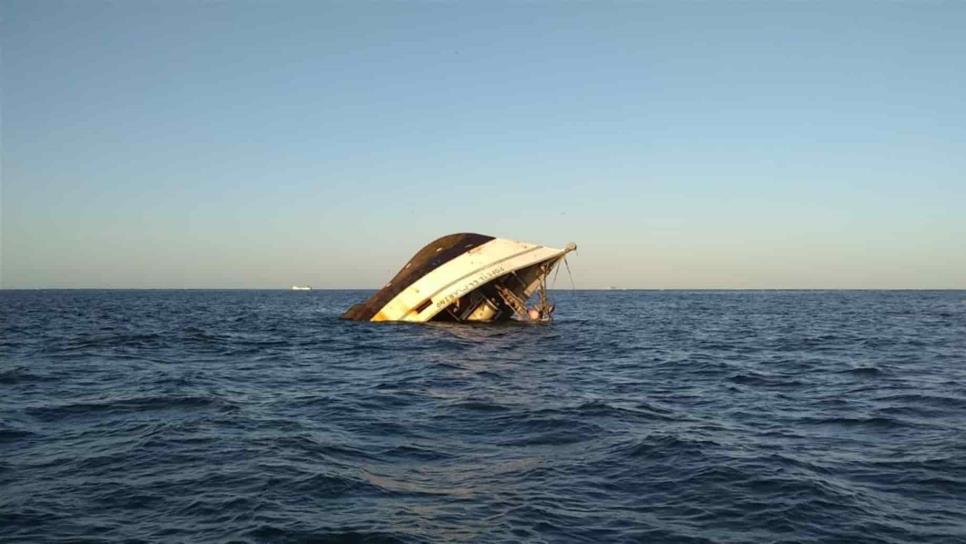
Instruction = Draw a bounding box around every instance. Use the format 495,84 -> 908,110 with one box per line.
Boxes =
341,233 -> 576,323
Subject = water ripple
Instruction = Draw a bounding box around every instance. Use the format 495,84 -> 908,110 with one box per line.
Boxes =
2,289 -> 965,543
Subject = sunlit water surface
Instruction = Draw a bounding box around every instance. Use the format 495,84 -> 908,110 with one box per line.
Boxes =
2,290 -> 965,543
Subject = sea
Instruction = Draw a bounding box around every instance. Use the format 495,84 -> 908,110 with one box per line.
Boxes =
2,289 -> 965,543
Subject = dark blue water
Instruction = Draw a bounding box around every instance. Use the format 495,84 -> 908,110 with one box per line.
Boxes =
2,290 -> 965,543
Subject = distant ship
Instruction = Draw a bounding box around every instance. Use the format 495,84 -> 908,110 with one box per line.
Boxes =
290,285 -> 312,291
341,233 -> 576,323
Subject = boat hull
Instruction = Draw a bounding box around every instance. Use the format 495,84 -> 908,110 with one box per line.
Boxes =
341,233 -> 574,323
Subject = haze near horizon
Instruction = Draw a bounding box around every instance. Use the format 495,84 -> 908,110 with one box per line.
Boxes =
2,1 -> 964,289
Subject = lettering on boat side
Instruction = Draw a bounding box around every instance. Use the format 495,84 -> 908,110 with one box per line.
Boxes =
434,266 -> 507,309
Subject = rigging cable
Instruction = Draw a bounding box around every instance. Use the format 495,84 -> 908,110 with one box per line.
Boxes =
563,255 -> 578,317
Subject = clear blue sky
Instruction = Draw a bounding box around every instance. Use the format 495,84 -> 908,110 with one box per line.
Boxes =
2,1 -> 964,288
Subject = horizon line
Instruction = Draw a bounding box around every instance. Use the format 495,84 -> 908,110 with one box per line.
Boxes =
1,287 -> 964,292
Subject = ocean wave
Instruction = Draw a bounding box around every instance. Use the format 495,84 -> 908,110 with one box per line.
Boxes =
26,395 -> 237,422
838,366 -> 887,376
727,371 -> 805,388
0,367 -> 55,385
3,289 -> 965,543
246,526 -> 412,544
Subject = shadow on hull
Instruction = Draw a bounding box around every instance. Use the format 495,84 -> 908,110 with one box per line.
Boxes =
341,233 -> 576,323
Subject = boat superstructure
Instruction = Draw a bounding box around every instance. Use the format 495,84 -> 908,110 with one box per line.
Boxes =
341,233 -> 576,323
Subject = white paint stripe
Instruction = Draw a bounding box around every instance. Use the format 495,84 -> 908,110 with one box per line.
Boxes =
372,238 -> 566,322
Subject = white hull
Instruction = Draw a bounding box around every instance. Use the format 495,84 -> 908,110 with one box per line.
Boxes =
373,238 -> 573,322
341,233 -> 575,323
